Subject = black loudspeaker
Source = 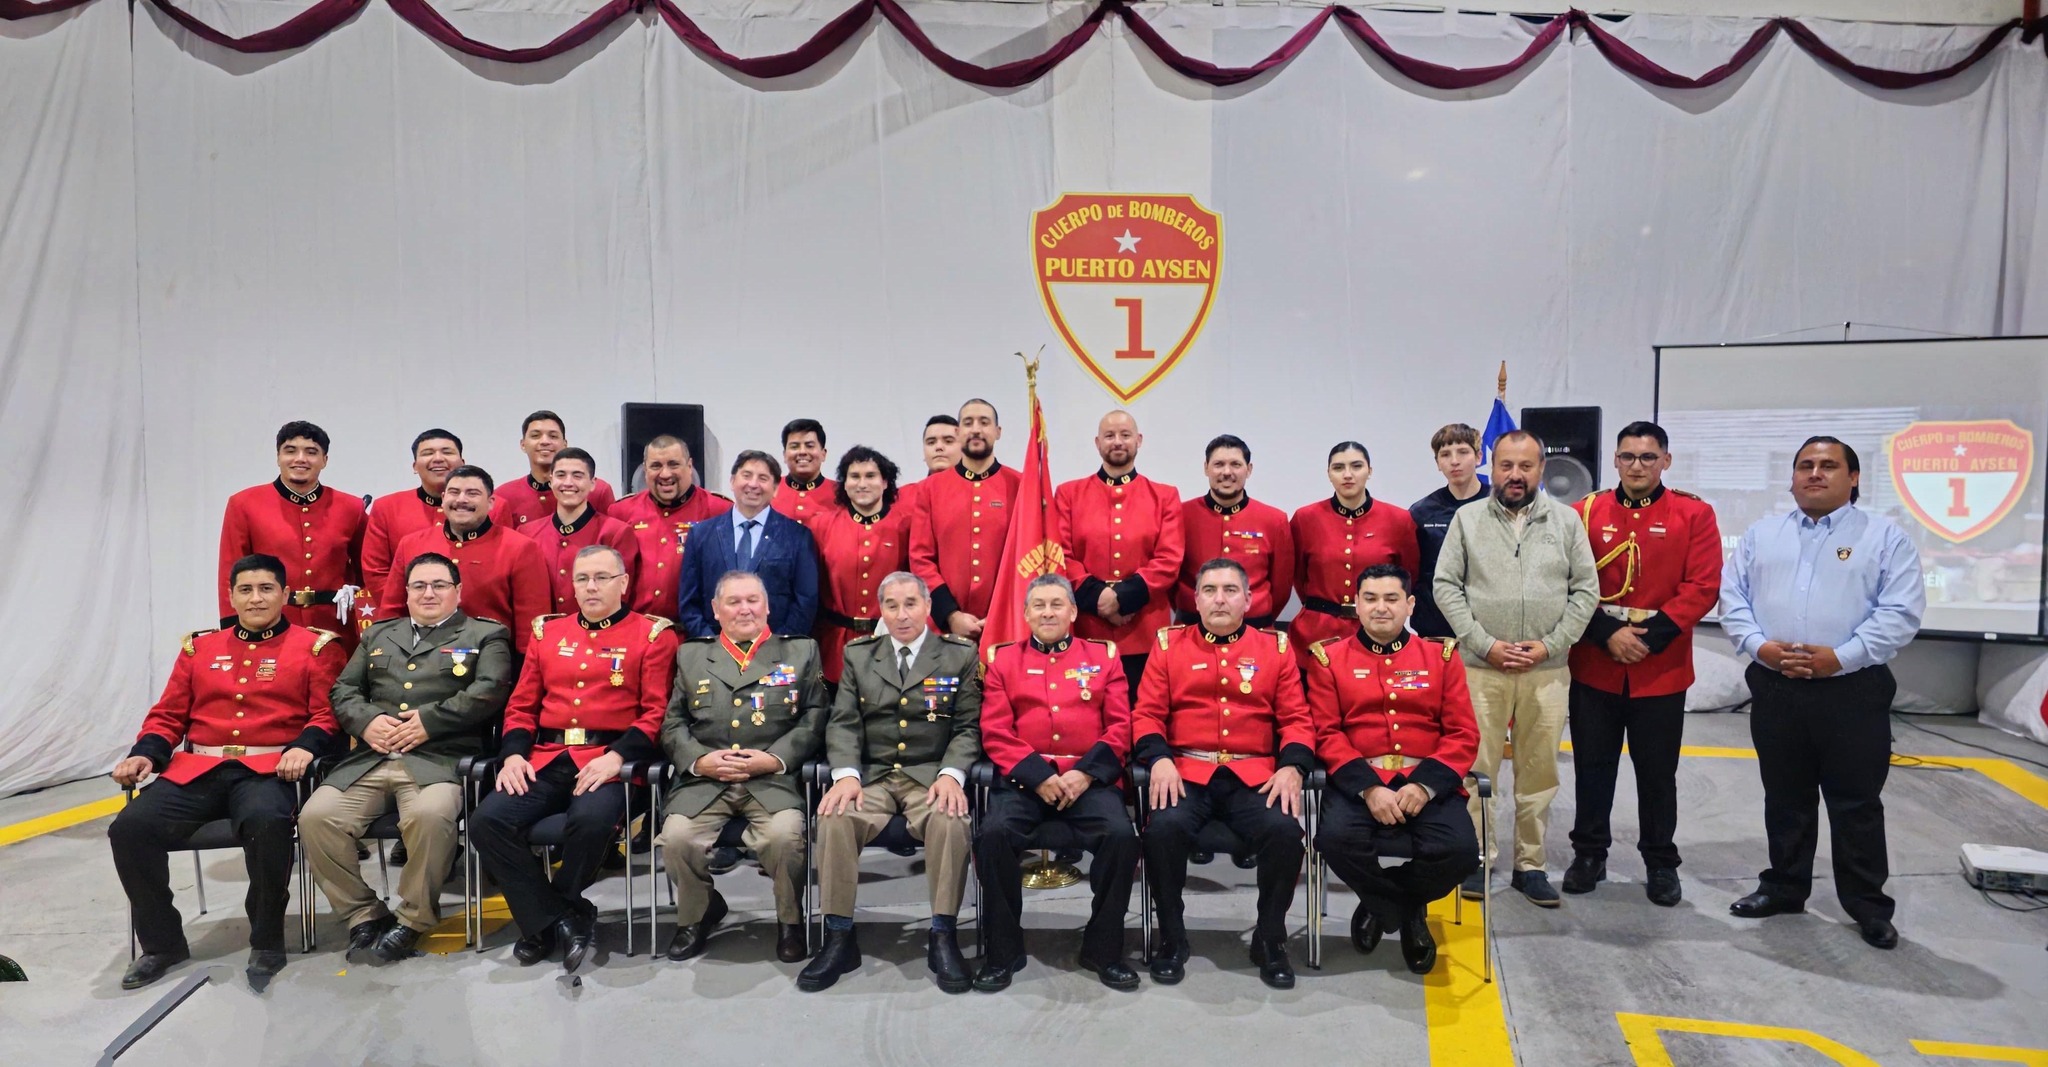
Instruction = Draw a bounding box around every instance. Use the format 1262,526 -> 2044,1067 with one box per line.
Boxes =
1519,406 -> 1602,500
621,403 -> 706,495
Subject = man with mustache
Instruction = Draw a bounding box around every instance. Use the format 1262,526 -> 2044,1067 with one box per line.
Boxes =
1054,410 -> 1184,700
361,429 -> 465,616
771,418 -> 838,528
1175,434 -> 1294,632
1433,430 -> 1598,908
525,448 -> 642,617
1409,424 -> 1490,641
492,411 -> 617,529
217,420 -> 368,655
611,435 -> 733,624
1720,437 -> 1923,950
909,399 -> 1020,642
381,466 -> 553,658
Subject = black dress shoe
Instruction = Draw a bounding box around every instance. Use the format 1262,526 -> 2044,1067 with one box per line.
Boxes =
972,954 -> 1026,992
927,929 -> 972,994
372,923 -> 423,963
1859,918 -> 1899,950
1250,937 -> 1295,990
706,845 -> 741,875
776,923 -> 809,963
559,908 -> 599,973
665,891 -> 728,961
796,927 -> 861,991
1190,851 -> 1215,865
389,840 -> 410,866
1053,847 -> 1084,866
1729,890 -> 1805,919
347,914 -> 398,956
601,845 -> 627,872
120,950 -> 190,990
1148,933 -> 1190,984
1562,855 -> 1605,895
1232,853 -> 1259,871
1399,914 -> 1437,975
1646,868 -> 1682,907
1351,904 -> 1383,955
512,925 -> 557,966
246,948 -> 287,989
1079,955 -> 1141,991
887,844 -> 920,858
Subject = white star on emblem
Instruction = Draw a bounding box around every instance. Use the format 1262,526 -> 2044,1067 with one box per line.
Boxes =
1953,444 -> 1968,457
1113,230 -> 1141,254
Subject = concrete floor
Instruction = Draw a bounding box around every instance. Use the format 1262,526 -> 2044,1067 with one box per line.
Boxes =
2,713 -> 2044,1065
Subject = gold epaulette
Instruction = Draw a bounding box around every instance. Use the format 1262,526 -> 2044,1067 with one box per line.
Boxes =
1309,639 -> 1331,667
647,616 -> 674,641
986,641 -> 1014,665
1089,638 -> 1117,657
532,613 -> 566,641
1440,637 -> 1458,662
1577,490 -> 1603,524
1671,488 -> 1703,500
307,627 -> 340,655
1157,625 -> 1186,651
181,629 -> 219,656
1261,627 -> 1288,655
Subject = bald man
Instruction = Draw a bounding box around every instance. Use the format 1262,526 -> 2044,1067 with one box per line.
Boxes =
1053,410 -> 1184,697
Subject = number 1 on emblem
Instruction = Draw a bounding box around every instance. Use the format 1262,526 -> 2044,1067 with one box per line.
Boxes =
1113,298 -> 1155,361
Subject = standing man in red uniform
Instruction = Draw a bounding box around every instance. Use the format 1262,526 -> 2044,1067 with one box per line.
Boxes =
1137,559 -> 1312,988
972,575 -> 1138,992
812,446 -> 911,685
218,420 -> 367,653
1055,410 -> 1184,699
611,434 -> 732,624
771,418 -> 838,527
109,554 -> 343,990
360,429 -> 464,620
910,398 -> 1020,642
1564,421 -> 1722,906
1307,563 -> 1480,975
525,448 -> 642,618
1288,441 -> 1420,670
493,411 -> 617,529
1175,434 -> 1294,631
897,414 -> 961,517
382,466 -> 552,658
470,545 -> 677,972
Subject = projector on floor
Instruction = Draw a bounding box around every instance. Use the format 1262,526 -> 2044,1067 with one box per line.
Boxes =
1960,843 -> 2048,892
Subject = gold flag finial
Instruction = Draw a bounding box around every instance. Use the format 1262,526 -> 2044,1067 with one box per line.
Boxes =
1496,360 -> 1508,400
1016,346 -> 1045,396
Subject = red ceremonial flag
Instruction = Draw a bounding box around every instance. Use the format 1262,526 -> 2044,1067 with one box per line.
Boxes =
981,355 -> 1063,654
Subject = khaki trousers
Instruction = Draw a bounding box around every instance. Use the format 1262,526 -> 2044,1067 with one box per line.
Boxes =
302,762 -> 463,932
1465,664 -> 1569,872
658,785 -> 805,925
816,773 -> 970,918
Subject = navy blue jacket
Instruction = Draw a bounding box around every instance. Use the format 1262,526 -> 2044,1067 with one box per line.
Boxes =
676,507 -> 820,638
1408,485 -> 1489,639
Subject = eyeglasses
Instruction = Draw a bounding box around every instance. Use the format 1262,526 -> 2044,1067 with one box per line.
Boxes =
573,573 -> 625,587
1616,453 -> 1665,467
406,581 -> 456,593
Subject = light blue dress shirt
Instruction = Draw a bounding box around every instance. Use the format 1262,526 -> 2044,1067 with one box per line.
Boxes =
732,510 -> 766,561
1719,503 -> 1926,675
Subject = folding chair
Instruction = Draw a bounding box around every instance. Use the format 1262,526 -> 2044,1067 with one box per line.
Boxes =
1304,769 -> 1494,980
121,778 -> 316,959
798,762 -> 981,950
1128,760 -> 1323,964
966,760 -> 1137,961
641,762 -> 809,951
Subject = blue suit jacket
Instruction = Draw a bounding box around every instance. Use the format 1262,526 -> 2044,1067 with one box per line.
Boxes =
676,507 -> 820,638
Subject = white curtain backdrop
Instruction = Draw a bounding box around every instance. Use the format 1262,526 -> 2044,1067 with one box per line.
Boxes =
4,0 -> 2046,793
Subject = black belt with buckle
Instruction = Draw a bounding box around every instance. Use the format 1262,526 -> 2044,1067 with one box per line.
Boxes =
538,728 -> 625,747
1300,596 -> 1356,620
289,589 -> 340,608
820,609 -> 875,631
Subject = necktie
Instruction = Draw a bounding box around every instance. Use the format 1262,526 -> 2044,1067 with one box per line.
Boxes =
898,645 -> 913,686
738,518 -> 761,571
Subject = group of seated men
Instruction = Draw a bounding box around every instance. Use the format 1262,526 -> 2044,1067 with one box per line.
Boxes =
110,546 -> 1478,995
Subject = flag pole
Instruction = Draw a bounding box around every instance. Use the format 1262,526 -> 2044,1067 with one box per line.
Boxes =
1497,360 -> 1508,401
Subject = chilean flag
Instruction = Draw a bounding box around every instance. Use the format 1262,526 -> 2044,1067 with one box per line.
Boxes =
982,366 -> 1064,654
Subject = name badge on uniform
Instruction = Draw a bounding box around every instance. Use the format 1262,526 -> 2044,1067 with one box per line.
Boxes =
256,659 -> 278,681
1352,668 -> 1372,679
210,656 -> 235,671
445,647 -> 476,677
1190,662 -> 1209,671
1648,524 -> 1667,536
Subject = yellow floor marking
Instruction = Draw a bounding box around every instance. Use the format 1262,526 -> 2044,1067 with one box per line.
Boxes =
1424,894 -> 1514,1065
1911,1040 -> 2048,1065
419,894 -> 513,955
1617,1013 -> 1881,1066
0,794 -> 123,847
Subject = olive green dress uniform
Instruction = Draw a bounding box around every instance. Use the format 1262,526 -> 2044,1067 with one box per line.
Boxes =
657,633 -> 828,925
302,612 -> 513,933
817,631 -> 982,918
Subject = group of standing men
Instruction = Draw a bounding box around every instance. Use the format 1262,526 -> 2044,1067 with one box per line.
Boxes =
106,400 -> 1926,994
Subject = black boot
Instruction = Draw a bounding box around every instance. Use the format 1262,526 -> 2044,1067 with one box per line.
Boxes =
796,925 -> 862,991
927,927 -> 971,994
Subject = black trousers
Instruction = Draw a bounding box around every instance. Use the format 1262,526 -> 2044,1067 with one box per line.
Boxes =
1567,681 -> 1687,869
470,758 -> 627,936
1746,662 -> 1896,923
1314,788 -> 1479,928
975,783 -> 1138,965
1120,653 -> 1148,704
1142,771 -> 1304,943
108,765 -> 297,954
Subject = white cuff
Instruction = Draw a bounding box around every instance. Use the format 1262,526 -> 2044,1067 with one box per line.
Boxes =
773,754 -> 788,774
831,767 -> 861,782
939,767 -> 966,786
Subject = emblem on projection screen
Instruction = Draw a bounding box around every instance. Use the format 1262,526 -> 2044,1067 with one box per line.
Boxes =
1885,420 -> 2035,543
1033,193 -> 1221,403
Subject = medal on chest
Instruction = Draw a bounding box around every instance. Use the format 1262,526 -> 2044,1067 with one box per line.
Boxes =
602,649 -> 627,686
1600,524 -> 1617,545
445,647 -> 474,677
255,658 -> 278,682
1064,664 -> 1102,701
1236,658 -> 1258,695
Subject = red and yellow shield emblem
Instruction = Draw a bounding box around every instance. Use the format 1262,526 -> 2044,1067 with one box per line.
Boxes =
1885,420 -> 2035,543
1033,193 -> 1221,402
